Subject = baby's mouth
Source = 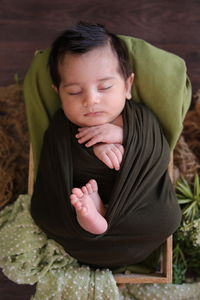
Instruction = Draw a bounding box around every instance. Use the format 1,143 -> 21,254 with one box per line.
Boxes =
84,111 -> 102,117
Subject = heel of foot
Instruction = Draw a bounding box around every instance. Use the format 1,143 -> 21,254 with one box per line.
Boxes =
77,214 -> 108,235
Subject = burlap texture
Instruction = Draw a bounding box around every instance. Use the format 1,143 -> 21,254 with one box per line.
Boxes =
0,83 -> 29,208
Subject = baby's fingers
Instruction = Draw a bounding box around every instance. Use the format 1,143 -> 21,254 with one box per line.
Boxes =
100,152 -> 114,169
115,144 -> 124,156
76,131 -> 95,145
76,127 -> 101,146
112,145 -> 123,165
106,149 -> 120,171
85,135 -> 104,147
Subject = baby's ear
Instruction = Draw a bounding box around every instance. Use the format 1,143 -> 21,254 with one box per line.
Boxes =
126,73 -> 134,99
52,84 -> 58,93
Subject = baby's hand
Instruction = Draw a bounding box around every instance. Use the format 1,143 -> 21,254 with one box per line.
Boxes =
93,143 -> 124,170
76,123 -> 123,147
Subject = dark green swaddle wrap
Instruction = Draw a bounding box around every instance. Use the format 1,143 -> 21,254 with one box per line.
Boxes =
31,100 -> 181,268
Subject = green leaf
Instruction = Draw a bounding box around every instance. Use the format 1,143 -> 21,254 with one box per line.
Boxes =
194,174 -> 200,198
182,201 -> 197,221
178,198 -> 193,204
176,181 -> 193,198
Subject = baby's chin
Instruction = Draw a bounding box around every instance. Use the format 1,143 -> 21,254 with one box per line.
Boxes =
73,118 -> 110,128
77,120 -> 107,127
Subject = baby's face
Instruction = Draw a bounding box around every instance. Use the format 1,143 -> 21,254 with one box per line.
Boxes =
55,44 -> 133,127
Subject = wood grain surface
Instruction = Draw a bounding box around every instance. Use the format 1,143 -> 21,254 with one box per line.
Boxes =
0,270 -> 35,300
0,0 -> 199,299
0,0 -> 199,92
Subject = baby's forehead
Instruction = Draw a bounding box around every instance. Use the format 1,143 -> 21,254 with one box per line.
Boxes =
56,43 -> 129,87
58,45 -> 121,77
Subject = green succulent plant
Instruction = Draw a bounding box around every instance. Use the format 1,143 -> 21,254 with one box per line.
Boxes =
176,174 -> 200,222
173,174 -> 200,284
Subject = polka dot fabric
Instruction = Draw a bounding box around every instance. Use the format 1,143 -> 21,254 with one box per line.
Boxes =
0,195 -> 200,300
0,195 -> 120,299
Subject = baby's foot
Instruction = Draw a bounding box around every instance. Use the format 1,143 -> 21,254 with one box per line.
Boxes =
70,179 -> 108,234
85,179 -> 106,216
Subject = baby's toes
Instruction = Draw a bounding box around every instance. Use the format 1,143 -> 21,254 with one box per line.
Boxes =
75,202 -> 83,211
89,179 -> 98,193
86,182 -> 93,194
70,195 -> 83,211
70,194 -> 78,205
72,187 -> 83,198
81,186 -> 88,195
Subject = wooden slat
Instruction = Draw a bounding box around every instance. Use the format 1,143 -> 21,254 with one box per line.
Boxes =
161,235 -> 173,282
28,144 -> 34,196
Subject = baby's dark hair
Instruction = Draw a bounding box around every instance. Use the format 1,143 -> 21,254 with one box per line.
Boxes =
48,21 -> 132,87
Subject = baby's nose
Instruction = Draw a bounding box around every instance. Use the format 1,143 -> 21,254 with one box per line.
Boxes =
83,92 -> 100,107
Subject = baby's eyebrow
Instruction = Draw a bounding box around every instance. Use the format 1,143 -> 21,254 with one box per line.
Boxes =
98,77 -> 115,82
63,82 -> 79,88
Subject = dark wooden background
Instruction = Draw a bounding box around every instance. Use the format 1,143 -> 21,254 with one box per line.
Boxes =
0,0 -> 200,93
0,0 -> 199,299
